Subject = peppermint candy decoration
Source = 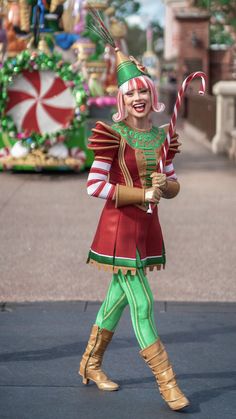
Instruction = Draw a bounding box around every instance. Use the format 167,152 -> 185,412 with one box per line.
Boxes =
6,70 -> 76,135
0,147 -> 10,158
70,147 -> 86,163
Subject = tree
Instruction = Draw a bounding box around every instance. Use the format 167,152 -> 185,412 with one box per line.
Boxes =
193,0 -> 236,45
126,21 -> 164,58
194,0 -> 236,78
126,25 -> 146,58
109,0 -> 140,19
151,21 -> 164,53
194,1 -> 236,25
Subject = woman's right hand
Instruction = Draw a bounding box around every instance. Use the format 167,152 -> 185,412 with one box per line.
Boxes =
145,187 -> 162,204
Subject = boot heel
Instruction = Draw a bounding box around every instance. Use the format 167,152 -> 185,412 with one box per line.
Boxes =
82,377 -> 89,385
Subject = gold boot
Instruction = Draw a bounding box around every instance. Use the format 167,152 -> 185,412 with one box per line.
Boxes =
79,324 -> 119,391
140,339 -> 189,411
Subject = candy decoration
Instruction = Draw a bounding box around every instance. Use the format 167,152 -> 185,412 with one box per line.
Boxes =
0,147 -> 10,158
6,70 -> 76,135
147,71 -> 207,214
10,141 -> 29,158
0,51 -> 87,153
70,147 -> 86,163
48,143 -> 69,159
158,71 -> 207,173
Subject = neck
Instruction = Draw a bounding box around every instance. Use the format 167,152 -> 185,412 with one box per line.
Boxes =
124,115 -> 152,131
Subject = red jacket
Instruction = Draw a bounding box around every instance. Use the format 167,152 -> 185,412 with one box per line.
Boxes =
86,121 -> 180,275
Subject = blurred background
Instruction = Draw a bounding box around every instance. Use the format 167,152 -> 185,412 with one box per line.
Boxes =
0,0 -> 236,302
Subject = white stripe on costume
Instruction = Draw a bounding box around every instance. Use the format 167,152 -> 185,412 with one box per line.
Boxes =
88,172 -> 107,181
98,183 -> 113,199
87,182 -> 102,195
92,160 -> 111,171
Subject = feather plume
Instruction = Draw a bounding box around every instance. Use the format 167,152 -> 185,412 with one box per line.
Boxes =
87,4 -> 116,49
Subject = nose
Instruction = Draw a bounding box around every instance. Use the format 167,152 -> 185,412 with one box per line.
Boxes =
133,91 -> 141,100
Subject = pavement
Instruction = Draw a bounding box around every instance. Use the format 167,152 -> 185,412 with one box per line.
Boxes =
1,300 -> 236,419
0,113 -> 236,302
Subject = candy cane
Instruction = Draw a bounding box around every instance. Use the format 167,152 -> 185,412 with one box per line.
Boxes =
158,71 -> 207,173
147,71 -> 206,214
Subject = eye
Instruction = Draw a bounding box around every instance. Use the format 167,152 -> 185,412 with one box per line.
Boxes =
140,89 -> 148,94
125,91 -> 133,97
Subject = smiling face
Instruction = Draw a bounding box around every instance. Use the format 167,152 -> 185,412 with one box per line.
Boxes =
113,75 -> 165,125
123,87 -> 152,119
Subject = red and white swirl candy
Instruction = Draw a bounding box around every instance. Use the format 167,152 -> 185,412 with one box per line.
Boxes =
6,70 -> 76,135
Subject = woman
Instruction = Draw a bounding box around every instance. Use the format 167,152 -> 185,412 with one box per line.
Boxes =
79,49 -> 189,412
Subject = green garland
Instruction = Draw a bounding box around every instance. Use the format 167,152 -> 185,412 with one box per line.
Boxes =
0,50 -> 88,149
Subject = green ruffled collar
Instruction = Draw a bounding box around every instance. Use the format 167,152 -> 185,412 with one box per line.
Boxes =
111,121 -> 166,150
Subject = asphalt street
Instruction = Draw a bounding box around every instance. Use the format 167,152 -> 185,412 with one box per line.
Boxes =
0,301 -> 236,419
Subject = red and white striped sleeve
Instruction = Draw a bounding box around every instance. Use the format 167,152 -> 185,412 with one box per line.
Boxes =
86,121 -> 120,200
87,159 -> 116,199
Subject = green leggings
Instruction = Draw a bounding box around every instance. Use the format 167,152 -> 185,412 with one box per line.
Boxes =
95,268 -> 159,350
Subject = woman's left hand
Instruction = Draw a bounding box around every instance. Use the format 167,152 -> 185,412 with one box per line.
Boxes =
150,172 -> 167,191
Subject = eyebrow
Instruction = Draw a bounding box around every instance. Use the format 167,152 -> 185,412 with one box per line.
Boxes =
126,88 -> 148,94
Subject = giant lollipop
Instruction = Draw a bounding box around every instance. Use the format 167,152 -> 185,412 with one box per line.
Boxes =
6,69 -> 76,134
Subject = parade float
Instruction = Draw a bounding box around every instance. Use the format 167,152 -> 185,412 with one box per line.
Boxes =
0,0 -> 85,171
0,0 -> 129,171
71,1 -> 121,117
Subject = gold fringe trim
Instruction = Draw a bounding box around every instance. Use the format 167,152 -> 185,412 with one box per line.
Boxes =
118,137 -> 133,187
95,155 -> 113,161
95,121 -> 121,138
89,138 -> 119,145
91,128 -> 120,141
88,144 -> 119,150
87,259 -> 164,276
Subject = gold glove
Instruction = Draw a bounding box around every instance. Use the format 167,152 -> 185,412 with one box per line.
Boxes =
145,187 -> 162,204
150,172 -> 167,190
115,184 -> 145,208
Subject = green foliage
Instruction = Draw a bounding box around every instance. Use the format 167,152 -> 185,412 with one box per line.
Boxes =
126,25 -> 146,57
151,21 -> 164,43
210,24 -> 234,45
194,0 -> 236,30
194,0 -> 235,46
126,21 -> 163,58
109,0 -> 140,19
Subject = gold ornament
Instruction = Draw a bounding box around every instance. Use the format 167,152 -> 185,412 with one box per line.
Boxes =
19,0 -> 31,32
50,0 -> 66,14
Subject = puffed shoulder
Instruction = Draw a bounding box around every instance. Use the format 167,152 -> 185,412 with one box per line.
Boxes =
88,121 -> 120,151
160,123 -> 181,161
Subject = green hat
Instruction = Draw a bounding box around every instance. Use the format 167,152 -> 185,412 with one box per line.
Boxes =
115,48 -> 150,88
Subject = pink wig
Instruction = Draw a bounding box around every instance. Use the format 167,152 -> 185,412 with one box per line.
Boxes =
112,75 -> 165,122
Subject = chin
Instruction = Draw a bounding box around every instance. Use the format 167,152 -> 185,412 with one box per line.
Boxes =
133,111 -> 150,119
